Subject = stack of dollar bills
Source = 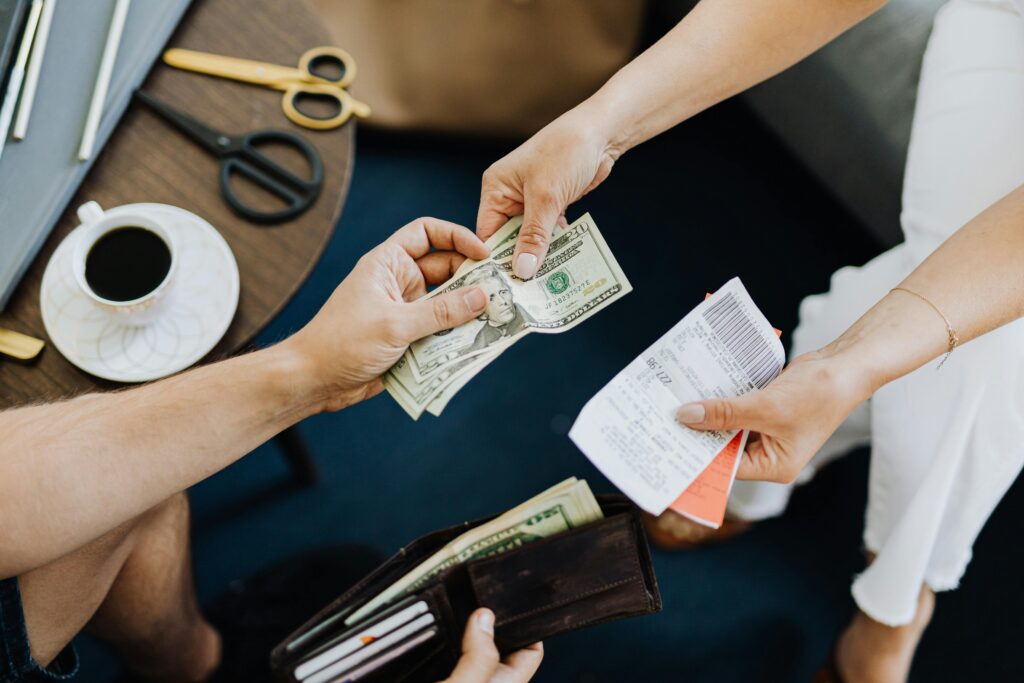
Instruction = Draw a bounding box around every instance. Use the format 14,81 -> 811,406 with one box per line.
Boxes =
384,213 -> 632,419
344,478 -> 603,625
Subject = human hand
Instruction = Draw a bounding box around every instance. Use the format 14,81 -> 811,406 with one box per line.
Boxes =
675,349 -> 874,483
478,109 -> 620,280
282,218 -> 491,412
440,609 -> 544,683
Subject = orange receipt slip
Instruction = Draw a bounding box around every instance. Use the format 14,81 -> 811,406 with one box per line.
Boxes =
669,431 -> 748,528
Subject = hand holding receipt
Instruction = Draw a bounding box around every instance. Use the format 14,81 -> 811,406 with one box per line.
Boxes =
570,278 -> 785,516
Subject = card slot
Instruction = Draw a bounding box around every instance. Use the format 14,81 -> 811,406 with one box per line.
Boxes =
303,612 -> 438,683
331,626 -> 441,682
293,595 -> 431,680
379,635 -> 447,683
277,525 -> 473,662
329,583 -> 462,683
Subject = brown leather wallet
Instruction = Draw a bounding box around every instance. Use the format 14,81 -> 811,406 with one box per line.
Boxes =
271,494 -> 661,683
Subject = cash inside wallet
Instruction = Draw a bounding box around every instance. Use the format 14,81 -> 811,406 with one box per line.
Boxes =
271,479 -> 661,683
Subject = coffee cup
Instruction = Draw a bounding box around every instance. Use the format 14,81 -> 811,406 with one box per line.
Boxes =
72,201 -> 177,326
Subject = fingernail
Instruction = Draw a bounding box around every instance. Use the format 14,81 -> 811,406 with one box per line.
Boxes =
676,403 -> 705,424
464,288 -> 487,313
514,253 -> 538,280
476,609 -> 495,634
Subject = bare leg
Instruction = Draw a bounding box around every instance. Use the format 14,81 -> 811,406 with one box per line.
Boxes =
834,555 -> 935,683
18,493 -> 220,682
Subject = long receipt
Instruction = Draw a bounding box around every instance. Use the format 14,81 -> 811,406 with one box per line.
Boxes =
569,277 -> 785,516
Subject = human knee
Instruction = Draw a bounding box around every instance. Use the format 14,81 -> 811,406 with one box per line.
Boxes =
137,491 -> 190,538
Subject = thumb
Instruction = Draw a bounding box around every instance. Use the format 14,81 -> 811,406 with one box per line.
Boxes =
676,392 -> 763,432
512,189 -> 563,280
403,287 -> 487,342
447,609 -> 500,683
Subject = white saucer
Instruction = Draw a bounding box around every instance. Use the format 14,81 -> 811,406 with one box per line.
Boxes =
41,203 -> 240,383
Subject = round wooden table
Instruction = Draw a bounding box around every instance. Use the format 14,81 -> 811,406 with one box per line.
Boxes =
0,0 -> 354,410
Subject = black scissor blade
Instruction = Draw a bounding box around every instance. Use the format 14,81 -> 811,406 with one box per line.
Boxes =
134,90 -> 232,156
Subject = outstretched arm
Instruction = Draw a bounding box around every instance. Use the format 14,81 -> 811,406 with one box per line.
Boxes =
678,184 -> 1024,482
479,0 -> 888,278
0,218 -> 491,579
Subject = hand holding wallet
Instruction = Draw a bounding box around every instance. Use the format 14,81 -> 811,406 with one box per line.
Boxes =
271,483 -> 661,683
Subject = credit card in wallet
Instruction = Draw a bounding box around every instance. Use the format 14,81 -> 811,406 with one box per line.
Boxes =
335,627 -> 439,683
296,599 -> 431,680
302,612 -> 436,683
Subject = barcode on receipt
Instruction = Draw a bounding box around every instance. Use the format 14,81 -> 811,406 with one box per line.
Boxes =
703,292 -> 781,389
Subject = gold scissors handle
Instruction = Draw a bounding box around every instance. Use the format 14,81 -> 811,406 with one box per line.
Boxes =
281,84 -> 371,130
296,46 -> 358,88
163,47 -> 371,130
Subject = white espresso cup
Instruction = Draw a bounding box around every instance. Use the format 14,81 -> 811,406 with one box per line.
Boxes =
72,201 -> 177,326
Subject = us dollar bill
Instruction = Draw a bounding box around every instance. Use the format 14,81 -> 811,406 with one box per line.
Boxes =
344,478 -> 603,626
410,213 -> 629,379
424,349 -> 502,416
383,341 -> 511,420
384,213 -> 630,418
448,215 -> 524,281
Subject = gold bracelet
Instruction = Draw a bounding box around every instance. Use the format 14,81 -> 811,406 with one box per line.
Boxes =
890,287 -> 959,369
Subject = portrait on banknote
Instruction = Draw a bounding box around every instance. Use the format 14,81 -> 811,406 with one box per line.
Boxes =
463,264 -> 536,352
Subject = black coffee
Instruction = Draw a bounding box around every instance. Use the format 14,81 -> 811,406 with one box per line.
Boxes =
85,227 -> 172,302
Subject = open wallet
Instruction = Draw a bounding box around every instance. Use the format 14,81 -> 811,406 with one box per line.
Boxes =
271,494 -> 661,683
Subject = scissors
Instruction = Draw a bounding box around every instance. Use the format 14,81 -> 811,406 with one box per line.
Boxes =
135,90 -> 324,224
163,47 -> 371,130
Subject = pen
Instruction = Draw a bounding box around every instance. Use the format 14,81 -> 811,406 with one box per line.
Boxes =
0,0 -> 43,161
78,0 -> 130,162
13,0 -> 56,140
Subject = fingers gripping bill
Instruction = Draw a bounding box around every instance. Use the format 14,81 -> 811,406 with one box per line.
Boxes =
384,213 -> 631,419
513,188 -> 564,279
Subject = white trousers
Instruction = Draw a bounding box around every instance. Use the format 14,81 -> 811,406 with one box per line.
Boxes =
727,0 -> 1024,626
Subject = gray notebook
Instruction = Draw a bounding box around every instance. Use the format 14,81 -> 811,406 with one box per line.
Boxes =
0,0 -> 192,310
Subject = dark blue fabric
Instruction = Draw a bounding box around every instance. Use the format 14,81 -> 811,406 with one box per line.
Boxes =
0,578 -> 78,682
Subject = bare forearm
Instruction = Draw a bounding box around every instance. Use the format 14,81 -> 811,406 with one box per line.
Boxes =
0,217 -> 493,577
583,0 -> 886,153
0,344 -> 324,577
825,184 -> 1024,394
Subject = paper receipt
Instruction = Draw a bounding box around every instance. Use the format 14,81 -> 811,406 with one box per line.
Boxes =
569,277 -> 785,515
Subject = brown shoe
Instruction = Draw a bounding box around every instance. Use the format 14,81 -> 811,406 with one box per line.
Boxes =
811,649 -> 846,683
642,510 -> 752,551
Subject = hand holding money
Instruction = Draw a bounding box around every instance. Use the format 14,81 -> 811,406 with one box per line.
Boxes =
284,217 -> 490,412
476,109 -> 618,280
385,214 -> 631,419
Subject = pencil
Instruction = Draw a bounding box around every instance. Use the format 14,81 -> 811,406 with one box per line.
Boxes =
0,0 -> 43,161
78,0 -> 131,162
13,0 -> 57,141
